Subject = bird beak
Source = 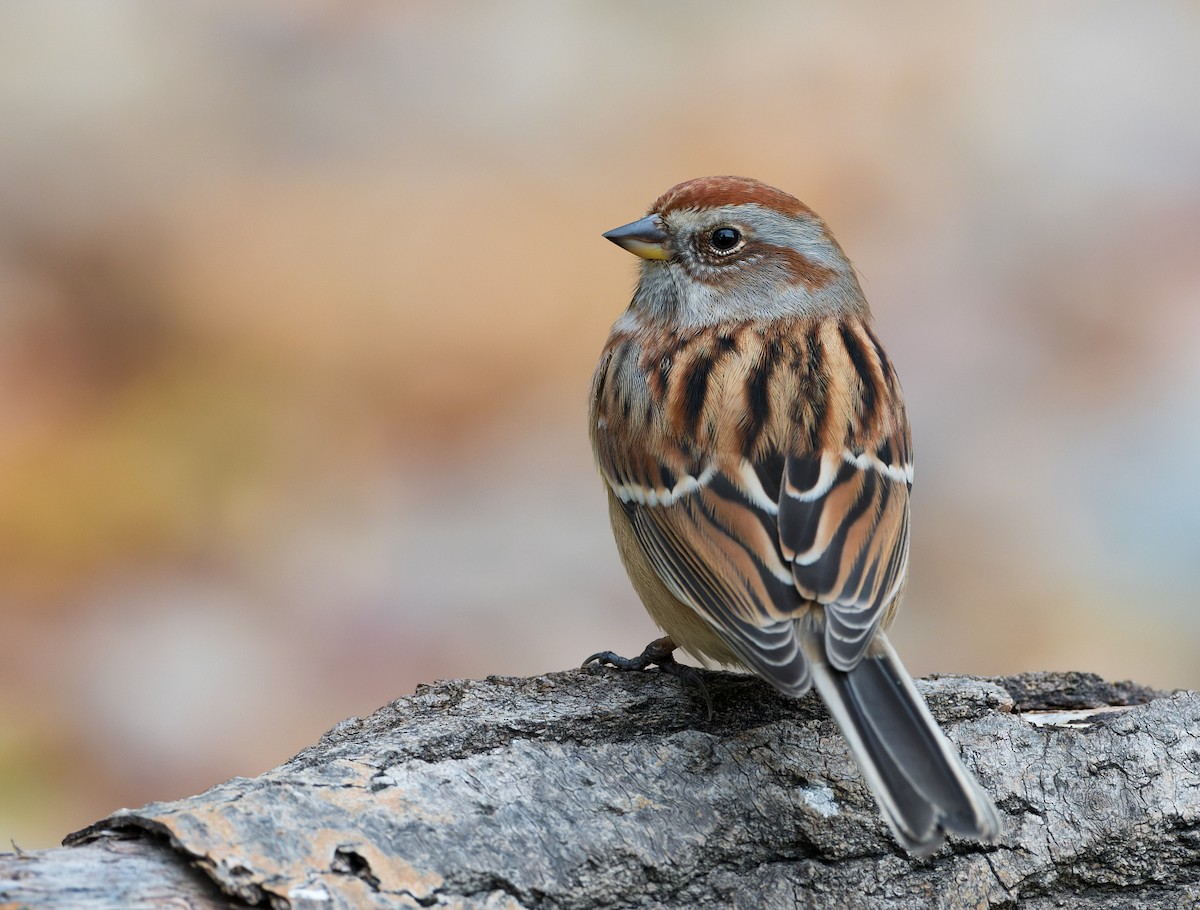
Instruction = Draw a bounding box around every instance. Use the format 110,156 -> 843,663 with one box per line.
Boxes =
603,214 -> 671,260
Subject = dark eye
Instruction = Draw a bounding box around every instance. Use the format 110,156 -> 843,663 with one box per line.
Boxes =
708,227 -> 742,254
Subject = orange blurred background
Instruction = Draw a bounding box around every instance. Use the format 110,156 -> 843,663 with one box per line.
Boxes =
2,1 -> 1199,847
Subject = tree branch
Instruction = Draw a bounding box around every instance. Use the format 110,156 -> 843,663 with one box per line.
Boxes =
3,669 -> 1197,908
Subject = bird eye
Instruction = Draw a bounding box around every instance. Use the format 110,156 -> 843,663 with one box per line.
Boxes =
708,227 -> 742,254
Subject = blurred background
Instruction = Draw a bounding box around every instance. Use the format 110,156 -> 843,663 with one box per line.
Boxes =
2,0 -> 1199,848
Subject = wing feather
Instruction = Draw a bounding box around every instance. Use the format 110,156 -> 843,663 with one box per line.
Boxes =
623,477 -> 811,693
590,315 -> 912,689
781,453 -> 911,670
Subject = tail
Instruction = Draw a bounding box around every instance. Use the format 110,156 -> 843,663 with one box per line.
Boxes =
808,632 -> 1001,857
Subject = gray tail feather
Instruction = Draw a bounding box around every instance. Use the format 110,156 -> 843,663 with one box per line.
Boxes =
809,633 -> 1001,856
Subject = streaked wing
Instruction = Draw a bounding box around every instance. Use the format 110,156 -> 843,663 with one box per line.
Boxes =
614,458 -> 811,696
591,315 -> 912,688
779,439 -> 911,672
778,318 -> 913,669
612,457 -> 811,693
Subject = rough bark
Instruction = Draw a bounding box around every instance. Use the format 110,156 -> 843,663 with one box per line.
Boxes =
2,669 -> 1198,909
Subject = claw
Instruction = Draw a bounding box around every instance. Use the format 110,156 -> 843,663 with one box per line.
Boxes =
582,636 -> 713,720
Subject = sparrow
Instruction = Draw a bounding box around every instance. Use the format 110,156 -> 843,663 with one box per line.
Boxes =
584,176 -> 1000,856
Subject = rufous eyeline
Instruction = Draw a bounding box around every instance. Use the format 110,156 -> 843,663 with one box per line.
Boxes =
584,176 -> 1000,856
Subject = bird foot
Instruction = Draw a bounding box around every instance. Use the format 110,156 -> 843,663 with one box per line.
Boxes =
582,636 -> 713,720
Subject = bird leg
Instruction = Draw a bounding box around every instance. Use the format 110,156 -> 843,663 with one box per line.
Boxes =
582,636 -> 713,720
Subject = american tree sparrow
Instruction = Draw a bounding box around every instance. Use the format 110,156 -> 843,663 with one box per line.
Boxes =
584,176 -> 1000,856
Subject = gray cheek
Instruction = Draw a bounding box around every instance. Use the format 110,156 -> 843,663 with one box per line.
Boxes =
630,245 -> 860,328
